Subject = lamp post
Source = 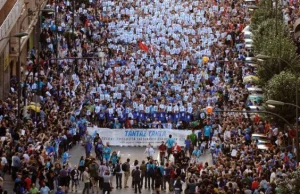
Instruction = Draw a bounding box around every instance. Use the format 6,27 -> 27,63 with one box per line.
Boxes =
256,54 -> 299,162
266,99 -> 300,162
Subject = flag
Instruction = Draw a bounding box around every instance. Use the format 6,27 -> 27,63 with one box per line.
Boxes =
138,42 -> 149,52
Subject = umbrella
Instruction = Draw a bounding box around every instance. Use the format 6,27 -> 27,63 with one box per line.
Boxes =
26,102 -> 41,112
243,75 -> 259,83
202,56 -> 209,63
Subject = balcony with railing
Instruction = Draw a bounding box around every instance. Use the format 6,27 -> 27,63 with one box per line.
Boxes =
0,0 -> 7,12
0,0 -> 24,52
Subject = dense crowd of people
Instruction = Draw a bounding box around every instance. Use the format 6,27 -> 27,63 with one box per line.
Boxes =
0,0 -> 299,193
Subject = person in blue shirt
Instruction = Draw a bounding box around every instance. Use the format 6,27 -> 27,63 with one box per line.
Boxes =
166,135 -> 175,160
139,112 -> 146,122
152,112 -> 158,120
158,111 -> 166,123
184,136 -> 192,156
185,113 -> 192,122
197,130 -> 203,147
192,147 -> 201,163
245,132 -> 251,145
85,141 -> 93,158
203,120 -> 212,149
179,112 -> 186,121
110,151 -> 119,165
62,151 -> 70,164
55,186 -> 65,194
113,119 -> 122,129
146,160 -> 155,189
172,112 -> 180,123
103,143 -> 112,164
98,111 -> 105,127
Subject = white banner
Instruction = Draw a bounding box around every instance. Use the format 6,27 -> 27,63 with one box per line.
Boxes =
87,127 -> 198,147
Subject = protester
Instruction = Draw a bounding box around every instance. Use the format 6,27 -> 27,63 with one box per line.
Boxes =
114,159 -> 122,189
103,169 -> 112,194
0,0 -> 299,193
122,158 -> 130,188
132,166 -> 142,194
144,144 -> 155,160
82,167 -> 90,194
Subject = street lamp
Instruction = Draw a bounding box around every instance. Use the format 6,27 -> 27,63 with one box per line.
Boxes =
0,32 -> 28,42
266,100 -> 300,154
257,54 -> 300,162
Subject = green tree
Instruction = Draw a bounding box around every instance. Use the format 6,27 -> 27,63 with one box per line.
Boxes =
277,169 -> 300,194
255,36 -> 299,85
251,0 -> 282,31
264,71 -> 300,122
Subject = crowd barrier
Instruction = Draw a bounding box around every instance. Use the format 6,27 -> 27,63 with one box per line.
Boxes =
87,127 -> 199,147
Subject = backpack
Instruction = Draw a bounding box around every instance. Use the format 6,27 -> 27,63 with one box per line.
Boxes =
114,164 -> 121,173
174,180 -> 182,191
122,163 -> 128,172
148,167 -> 155,177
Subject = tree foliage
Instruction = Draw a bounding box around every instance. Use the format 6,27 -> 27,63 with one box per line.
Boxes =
251,0 -> 282,31
277,169 -> 300,194
255,35 -> 300,84
264,71 -> 300,122
251,0 -> 300,123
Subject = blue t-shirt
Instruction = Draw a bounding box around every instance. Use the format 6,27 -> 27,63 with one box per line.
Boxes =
166,138 -> 175,148
185,139 -> 191,149
192,149 -> 201,157
40,186 -> 50,194
172,113 -> 180,122
204,125 -> 212,137
198,131 -> 202,139
158,112 -> 166,122
103,147 -> 111,159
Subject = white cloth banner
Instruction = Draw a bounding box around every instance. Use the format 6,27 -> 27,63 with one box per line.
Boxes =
87,127 -> 198,147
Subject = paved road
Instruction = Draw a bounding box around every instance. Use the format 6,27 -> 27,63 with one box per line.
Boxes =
4,145 -> 212,193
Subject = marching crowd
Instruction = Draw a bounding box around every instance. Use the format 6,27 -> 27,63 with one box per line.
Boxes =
0,0 -> 299,193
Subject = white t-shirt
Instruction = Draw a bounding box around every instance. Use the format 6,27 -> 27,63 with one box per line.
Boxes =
1,157 -> 7,166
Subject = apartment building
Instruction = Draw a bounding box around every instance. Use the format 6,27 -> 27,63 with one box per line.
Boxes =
0,0 -> 47,99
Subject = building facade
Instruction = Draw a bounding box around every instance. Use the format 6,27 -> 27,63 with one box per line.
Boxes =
0,0 -> 47,99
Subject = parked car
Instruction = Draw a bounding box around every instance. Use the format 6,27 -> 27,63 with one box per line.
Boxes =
244,31 -> 253,40
247,87 -> 263,94
245,57 -> 257,63
251,133 -> 273,150
247,94 -> 264,105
